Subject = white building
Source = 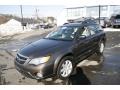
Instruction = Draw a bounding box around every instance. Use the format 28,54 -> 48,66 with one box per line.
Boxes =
66,5 -> 120,20
57,5 -> 120,26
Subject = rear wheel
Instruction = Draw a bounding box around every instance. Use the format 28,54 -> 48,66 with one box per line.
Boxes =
112,25 -> 116,28
94,41 -> 105,64
57,56 -> 74,80
96,41 -> 105,55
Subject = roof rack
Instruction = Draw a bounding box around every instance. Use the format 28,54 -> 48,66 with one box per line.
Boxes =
66,17 -> 96,25
74,17 -> 95,22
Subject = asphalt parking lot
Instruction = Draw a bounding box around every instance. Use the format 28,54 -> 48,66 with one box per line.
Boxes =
0,28 -> 120,85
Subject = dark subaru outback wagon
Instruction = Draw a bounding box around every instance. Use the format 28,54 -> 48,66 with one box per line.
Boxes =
15,18 -> 106,80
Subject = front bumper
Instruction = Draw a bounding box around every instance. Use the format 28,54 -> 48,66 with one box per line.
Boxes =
14,60 -> 54,80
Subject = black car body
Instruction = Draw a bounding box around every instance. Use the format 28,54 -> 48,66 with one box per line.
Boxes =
15,18 -> 106,80
110,14 -> 120,28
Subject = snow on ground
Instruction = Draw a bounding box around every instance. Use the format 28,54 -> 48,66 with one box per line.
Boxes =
0,19 -> 33,36
104,28 -> 120,32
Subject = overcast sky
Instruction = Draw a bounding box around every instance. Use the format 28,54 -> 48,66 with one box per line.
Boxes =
0,5 -> 65,18
0,0 -> 120,18
1,0 -> 120,7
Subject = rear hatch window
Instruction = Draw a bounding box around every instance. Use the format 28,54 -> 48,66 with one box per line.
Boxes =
115,15 -> 120,19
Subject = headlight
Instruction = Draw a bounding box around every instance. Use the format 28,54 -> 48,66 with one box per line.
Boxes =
29,56 -> 50,65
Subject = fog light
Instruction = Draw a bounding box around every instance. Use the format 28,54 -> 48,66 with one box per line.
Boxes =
37,73 -> 43,78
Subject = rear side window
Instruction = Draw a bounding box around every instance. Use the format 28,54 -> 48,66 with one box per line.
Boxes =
86,26 -> 95,35
94,24 -> 103,31
87,24 -> 102,34
86,25 -> 96,34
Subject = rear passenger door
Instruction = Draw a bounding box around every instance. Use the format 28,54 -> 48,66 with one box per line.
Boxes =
86,24 -> 100,51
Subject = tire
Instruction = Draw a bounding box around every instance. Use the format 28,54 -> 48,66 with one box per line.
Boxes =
57,56 -> 74,80
105,24 -> 108,28
96,41 -> 105,55
112,25 -> 116,28
103,23 -> 106,28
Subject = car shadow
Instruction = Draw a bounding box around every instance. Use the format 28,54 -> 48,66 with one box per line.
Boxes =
88,54 -> 105,64
37,67 -> 91,85
37,54 -> 104,85
64,54 -> 105,85
64,67 -> 91,85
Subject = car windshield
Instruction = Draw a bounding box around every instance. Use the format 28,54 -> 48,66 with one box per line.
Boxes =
45,26 -> 79,41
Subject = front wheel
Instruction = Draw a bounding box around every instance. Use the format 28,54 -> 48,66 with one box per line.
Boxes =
57,56 -> 74,80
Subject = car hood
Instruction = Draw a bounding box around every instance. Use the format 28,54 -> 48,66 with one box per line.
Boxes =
18,39 -> 72,58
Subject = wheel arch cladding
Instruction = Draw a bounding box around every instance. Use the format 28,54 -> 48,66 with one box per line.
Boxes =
53,53 -> 74,74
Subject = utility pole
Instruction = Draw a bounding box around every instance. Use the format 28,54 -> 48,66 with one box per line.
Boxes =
35,8 -> 39,20
20,5 -> 24,30
99,5 -> 101,24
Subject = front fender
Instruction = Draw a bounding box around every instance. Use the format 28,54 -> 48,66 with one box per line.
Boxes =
53,50 -> 73,74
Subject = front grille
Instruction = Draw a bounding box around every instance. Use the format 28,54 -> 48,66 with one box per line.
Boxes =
16,53 -> 28,64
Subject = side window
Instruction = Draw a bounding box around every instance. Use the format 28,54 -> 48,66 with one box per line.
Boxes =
90,29 -> 96,35
86,25 -> 98,35
94,24 -> 102,31
97,25 -> 103,31
81,27 -> 91,37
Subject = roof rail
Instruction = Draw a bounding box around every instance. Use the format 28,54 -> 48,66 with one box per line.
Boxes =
65,17 -> 96,25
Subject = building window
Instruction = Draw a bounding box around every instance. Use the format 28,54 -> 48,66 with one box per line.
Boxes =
100,6 -> 108,17
86,6 -> 99,18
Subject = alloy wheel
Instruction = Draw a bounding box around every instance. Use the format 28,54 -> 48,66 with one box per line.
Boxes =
60,60 -> 73,77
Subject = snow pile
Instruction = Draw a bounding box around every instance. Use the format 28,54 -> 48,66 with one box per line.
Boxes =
104,28 -> 120,32
0,19 -> 28,36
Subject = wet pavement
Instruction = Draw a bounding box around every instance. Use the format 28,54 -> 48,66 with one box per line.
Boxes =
82,31 -> 120,85
0,28 -> 120,85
